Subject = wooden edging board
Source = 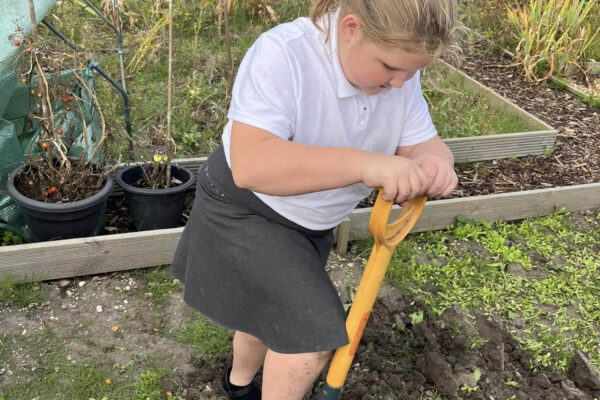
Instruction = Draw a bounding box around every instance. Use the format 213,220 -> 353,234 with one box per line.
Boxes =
3,182 -> 600,283
345,182 -> 600,241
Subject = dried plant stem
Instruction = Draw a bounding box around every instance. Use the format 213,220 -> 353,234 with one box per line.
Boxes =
74,94 -> 89,152
32,52 -> 55,134
76,75 -> 108,165
222,0 -> 234,100
166,0 -> 173,187
28,0 -> 37,38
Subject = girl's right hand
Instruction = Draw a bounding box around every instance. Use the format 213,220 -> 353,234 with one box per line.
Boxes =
362,154 -> 429,204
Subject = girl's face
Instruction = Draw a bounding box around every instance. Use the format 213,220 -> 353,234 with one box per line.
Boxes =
338,14 -> 433,95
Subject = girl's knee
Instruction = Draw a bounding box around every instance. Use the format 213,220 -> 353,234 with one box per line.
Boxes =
235,330 -> 266,347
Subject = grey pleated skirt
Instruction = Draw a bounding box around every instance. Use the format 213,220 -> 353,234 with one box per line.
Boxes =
171,145 -> 348,354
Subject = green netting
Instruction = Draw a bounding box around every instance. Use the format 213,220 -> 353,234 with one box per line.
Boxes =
0,0 -> 104,242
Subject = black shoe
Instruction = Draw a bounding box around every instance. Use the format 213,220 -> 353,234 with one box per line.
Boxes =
221,366 -> 262,400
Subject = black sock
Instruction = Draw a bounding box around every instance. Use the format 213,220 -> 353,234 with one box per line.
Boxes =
226,368 -> 252,390
222,366 -> 261,400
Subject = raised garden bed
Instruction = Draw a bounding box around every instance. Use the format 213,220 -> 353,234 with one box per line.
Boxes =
431,61 -> 557,162
4,160 -> 600,283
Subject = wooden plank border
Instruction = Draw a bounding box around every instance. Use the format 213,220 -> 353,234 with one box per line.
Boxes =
3,183 -> 600,282
0,228 -> 183,282
346,183 -> 600,241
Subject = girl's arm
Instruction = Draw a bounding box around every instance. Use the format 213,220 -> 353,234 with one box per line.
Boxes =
396,135 -> 457,198
230,121 -> 429,203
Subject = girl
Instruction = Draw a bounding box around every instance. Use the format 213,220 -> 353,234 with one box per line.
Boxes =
171,0 -> 459,399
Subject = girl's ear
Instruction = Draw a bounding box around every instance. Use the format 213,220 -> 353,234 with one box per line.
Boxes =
339,14 -> 362,43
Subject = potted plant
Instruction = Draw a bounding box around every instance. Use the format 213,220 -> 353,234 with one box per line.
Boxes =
115,0 -> 195,231
5,0 -> 116,241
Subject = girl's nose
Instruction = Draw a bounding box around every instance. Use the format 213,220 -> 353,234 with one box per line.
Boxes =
389,71 -> 416,88
389,80 -> 404,89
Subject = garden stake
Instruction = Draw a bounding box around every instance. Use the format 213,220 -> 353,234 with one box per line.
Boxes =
319,192 -> 426,399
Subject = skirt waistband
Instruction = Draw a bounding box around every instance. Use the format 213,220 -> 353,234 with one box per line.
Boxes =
203,144 -> 333,238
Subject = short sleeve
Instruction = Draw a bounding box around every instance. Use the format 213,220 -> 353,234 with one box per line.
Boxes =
227,33 -> 296,140
396,71 -> 438,147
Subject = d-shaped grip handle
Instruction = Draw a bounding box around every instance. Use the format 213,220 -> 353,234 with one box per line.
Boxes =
369,191 -> 426,248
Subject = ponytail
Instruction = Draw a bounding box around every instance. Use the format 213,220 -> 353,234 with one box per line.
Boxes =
310,0 -> 340,40
310,0 -> 340,22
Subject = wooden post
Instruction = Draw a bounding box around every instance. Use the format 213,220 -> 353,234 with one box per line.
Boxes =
335,218 -> 351,256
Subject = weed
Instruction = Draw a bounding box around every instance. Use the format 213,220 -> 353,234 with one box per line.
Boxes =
1,230 -> 22,246
135,368 -> 170,399
176,314 -> 232,362
0,277 -> 46,308
131,265 -> 182,309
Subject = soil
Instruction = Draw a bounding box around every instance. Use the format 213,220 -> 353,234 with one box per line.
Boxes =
130,163 -> 185,190
13,159 -> 108,203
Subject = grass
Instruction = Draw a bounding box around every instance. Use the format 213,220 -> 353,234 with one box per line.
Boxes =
0,327 -> 174,399
41,0 -> 312,160
0,277 -> 46,308
422,66 -> 532,138
129,265 -> 182,309
176,315 -> 233,363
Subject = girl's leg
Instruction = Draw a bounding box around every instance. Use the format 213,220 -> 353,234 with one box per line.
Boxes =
229,331 -> 268,385
262,349 -> 331,400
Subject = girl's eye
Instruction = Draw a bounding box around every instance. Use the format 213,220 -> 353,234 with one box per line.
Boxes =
382,62 -> 404,72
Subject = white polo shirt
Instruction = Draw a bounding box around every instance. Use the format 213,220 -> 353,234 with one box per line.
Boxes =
222,12 -> 437,230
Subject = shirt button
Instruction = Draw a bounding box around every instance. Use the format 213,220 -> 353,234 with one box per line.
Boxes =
359,120 -> 367,129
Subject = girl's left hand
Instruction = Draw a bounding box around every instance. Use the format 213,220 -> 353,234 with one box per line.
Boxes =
412,154 -> 457,198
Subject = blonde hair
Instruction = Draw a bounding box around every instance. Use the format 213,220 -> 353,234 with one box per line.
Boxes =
310,0 -> 459,58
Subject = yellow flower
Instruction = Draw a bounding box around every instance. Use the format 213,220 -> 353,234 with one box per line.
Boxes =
153,154 -> 162,163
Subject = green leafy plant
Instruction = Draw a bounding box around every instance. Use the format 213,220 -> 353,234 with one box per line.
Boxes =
410,310 -> 424,325
506,0 -> 600,82
2,230 -> 23,246
460,383 -> 479,395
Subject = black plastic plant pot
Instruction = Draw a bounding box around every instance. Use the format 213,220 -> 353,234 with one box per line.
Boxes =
116,165 -> 195,231
6,166 -> 113,242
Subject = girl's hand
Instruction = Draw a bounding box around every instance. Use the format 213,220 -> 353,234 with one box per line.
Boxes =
412,153 -> 457,198
362,154 -> 429,204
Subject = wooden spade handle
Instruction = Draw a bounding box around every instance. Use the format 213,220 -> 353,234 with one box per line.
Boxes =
320,193 -> 426,399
